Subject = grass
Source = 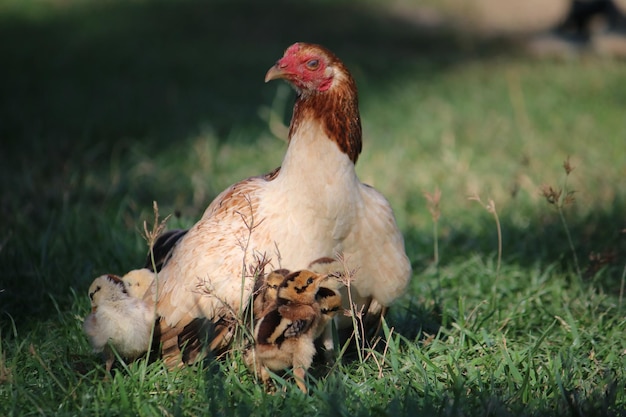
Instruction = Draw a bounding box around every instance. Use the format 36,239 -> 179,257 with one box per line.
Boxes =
1,0 -> 625,415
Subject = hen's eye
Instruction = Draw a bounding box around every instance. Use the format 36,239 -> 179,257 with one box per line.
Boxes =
306,59 -> 319,70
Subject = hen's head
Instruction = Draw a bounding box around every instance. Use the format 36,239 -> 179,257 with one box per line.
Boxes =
266,42 -> 362,163
265,43 -> 349,95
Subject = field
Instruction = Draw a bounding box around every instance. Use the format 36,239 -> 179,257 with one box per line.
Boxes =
1,0 -> 625,415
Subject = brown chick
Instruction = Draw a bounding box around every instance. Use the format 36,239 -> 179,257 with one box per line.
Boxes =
83,274 -> 155,372
247,270 -> 329,393
312,278 -> 343,339
307,258 -> 344,350
251,269 -> 291,320
251,265 -> 342,342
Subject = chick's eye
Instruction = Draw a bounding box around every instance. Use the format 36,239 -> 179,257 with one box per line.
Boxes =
307,277 -> 314,285
306,59 -> 319,70
89,285 -> 101,301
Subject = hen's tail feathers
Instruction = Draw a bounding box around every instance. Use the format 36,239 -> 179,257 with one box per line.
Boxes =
154,318 -> 184,369
144,229 -> 189,273
155,317 -> 235,369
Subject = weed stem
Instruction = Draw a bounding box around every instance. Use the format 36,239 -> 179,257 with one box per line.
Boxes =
556,205 -> 582,283
432,220 -> 439,269
619,264 -> 626,311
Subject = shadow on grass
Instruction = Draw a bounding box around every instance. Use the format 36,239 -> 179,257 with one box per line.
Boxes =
400,197 -> 626,310
316,372 -> 624,417
387,193 -> 625,350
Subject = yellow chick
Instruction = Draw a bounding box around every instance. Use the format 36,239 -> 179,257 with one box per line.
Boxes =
247,270 -> 329,393
121,268 -> 155,299
83,274 -> 155,372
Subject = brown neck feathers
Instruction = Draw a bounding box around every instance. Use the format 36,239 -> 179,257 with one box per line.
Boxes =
288,74 -> 362,164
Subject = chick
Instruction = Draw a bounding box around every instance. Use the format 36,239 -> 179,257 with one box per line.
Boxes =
83,274 -> 155,372
307,258 -> 345,351
247,270 -> 329,393
251,269 -> 290,319
313,278 -> 343,339
255,261 -> 344,354
121,268 -> 155,299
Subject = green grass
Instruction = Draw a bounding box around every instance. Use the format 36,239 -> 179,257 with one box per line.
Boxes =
1,0 -> 625,415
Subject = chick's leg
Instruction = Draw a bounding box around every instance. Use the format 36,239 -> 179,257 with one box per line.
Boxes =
293,366 -> 308,394
259,366 -> 272,391
103,348 -> 114,374
318,324 -> 336,363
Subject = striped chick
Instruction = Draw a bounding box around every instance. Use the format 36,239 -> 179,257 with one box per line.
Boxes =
252,269 -> 291,320
307,258 -> 344,356
247,270 -> 329,393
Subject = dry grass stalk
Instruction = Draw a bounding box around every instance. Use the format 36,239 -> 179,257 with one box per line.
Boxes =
468,193 -> 503,280
141,201 -> 172,358
424,187 -> 441,268
540,157 -> 582,282
332,253 -> 372,368
142,201 -> 172,267
619,265 -> 626,311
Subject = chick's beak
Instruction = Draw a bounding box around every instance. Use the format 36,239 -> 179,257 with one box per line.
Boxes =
265,63 -> 286,83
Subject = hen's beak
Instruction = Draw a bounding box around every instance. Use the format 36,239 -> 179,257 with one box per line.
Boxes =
265,64 -> 286,83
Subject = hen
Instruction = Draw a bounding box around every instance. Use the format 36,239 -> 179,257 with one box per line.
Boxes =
145,42 -> 411,367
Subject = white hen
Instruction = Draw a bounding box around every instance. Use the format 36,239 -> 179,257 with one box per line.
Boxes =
144,42 -> 411,367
